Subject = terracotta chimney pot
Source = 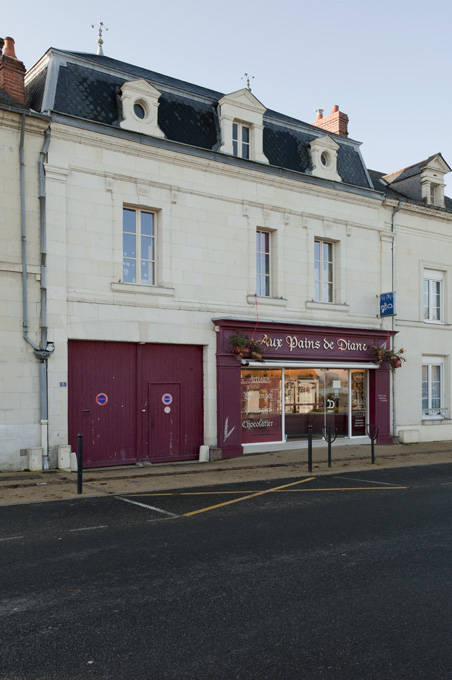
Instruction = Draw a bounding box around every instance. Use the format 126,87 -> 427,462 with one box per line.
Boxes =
3,36 -> 17,59
332,105 -> 339,113
316,109 -> 324,120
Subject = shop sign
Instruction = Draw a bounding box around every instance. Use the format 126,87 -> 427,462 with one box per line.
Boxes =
379,292 -> 396,317
261,334 -> 369,354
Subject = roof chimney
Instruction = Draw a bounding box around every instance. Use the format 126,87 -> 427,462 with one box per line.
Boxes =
312,104 -> 349,137
0,36 -> 26,104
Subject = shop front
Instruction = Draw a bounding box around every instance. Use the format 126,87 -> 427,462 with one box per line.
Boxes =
215,320 -> 395,458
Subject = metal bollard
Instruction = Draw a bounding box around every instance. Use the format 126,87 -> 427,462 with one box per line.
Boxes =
77,433 -> 83,494
366,424 -> 379,464
322,426 -> 338,468
308,424 -> 313,473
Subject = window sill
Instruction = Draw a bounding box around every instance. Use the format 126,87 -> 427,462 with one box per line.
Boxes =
111,282 -> 175,297
247,295 -> 288,308
423,319 -> 444,325
421,418 -> 451,425
306,301 -> 350,313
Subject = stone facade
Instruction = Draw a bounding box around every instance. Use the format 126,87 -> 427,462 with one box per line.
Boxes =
1,38 -> 452,470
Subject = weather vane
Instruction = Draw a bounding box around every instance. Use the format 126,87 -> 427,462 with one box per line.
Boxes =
91,20 -> 108,56
242,72 -> 254,92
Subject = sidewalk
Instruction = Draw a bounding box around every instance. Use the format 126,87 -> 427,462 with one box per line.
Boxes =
2,440 -> 452,507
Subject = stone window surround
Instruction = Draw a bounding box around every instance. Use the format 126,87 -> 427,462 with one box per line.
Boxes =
122,206 -> 156,286
314,238 -> 334,303
423,268 -> 444,324
422,356 -> 446,420
256,229 -> 271,297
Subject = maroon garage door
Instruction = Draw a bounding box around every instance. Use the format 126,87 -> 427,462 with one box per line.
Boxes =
68,341 -> 203,468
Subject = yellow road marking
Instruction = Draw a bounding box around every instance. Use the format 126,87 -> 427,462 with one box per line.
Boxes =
182,477 -> 316,517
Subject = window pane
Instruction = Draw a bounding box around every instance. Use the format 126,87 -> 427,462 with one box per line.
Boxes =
123,258 -> 136,283
123,233 -> 136,258
323,242 -> 332,262
242,143 -> 249,160
242,126 -> 250,143
424,280 -> 429,319
141,212 -> 154,236
141,235 -> 154,261
433,281 -> 441,320
314,282 -> 320,301
141,260 -> 154,284
233,140 -> 238,157
327,282 -> 333,302
232,123 -> 238,141
314,240 -> 320,260
123,209 -> 136,233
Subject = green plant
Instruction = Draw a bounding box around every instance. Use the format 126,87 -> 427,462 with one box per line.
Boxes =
370,345 -> 406,372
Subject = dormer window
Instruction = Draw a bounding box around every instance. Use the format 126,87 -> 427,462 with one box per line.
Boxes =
218,89 -> 268,164
382,154 -> 450,208
309,136 -> 342,182
233,122 -> 250,159
119,79 -> 165,138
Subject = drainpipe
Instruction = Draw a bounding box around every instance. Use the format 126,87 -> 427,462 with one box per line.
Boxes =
391,200 -> 402,439
20,114 -> 39,352
20,115 -> 54,470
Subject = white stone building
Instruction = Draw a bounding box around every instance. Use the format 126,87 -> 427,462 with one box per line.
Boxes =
1,34 -> 451,471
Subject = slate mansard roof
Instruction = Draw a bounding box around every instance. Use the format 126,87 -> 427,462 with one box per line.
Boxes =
24,49 -> 373,192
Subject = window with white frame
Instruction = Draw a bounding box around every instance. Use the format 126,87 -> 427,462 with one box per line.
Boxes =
123,207 -> 155,285
422,357 -> 446,418
256,230 -> 270,296
314,239 -> 334,302
232,122 -> 250,159
424,269 -> 443,322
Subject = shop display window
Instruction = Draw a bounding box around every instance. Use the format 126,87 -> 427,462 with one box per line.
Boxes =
241,369 -> 282,443
241,367 -> 368,444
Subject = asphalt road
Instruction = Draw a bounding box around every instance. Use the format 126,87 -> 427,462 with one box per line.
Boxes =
1,465 -> 452,679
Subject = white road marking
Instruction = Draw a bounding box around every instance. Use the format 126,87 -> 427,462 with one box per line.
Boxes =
0,535 -> 24,542
69,525 -> 108,532
339,476 -> 404,487
118,496 -> 179,518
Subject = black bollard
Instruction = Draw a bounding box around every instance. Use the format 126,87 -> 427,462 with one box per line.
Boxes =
322,426 -> 338,468
366,424 -> 379,464
308,424 -> 313,473
77,433 -> 83,494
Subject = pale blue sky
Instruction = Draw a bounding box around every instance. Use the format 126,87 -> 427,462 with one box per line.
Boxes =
4,0 -> 452,189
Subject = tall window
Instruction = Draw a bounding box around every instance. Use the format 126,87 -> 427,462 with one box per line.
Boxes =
422,358 -> 445,418
424,270 -> 443,322
256,230 -> 270,296
123,208 -> 155,285
233,122 -> 250,159
314,239 -> 333,302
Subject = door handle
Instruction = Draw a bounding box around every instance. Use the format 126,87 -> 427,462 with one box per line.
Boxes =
82,409 -> 91,413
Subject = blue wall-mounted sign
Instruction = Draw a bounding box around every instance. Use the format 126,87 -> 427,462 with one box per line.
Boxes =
380,292 -> 396,317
